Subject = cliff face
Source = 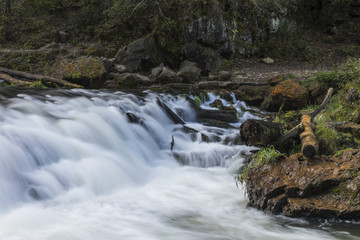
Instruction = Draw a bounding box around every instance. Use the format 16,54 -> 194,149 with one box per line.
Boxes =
246,150 -> 360,220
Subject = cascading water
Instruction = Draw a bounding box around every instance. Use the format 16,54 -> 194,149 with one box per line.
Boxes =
0,88 -> 358,240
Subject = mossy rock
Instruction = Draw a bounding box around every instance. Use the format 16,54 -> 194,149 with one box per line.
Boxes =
271,79 -> 309,110
56,57 -> 107,88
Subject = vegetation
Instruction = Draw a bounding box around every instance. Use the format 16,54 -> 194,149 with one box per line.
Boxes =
236,146 -> 285,185
273,59 -> 360,156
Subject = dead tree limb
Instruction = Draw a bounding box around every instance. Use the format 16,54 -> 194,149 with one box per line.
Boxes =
0,73 -> 33,86
309,88 -> 334,120
240,88 -> 333,158
300,88 -> 333,158
0,66 -> 82,88
156,97 -> 185,125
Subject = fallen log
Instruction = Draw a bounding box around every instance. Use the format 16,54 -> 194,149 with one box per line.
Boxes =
0,73 -> 33,86
300,114 -> 319,158
0,66 -> 82,88
156,97 -> 185,125
240,119 -> 283,146
240,88 -> 333,158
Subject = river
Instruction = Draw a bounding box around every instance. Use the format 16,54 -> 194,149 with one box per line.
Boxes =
0,88 -> 358,240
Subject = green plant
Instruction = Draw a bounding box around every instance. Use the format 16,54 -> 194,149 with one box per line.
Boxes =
236,146 -> 285,185
29,81 -> 47,89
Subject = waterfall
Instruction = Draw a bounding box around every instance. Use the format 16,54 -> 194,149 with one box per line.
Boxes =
0,88 -> 355,240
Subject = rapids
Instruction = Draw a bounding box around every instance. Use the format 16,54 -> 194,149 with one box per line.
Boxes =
0,88 -> 358,240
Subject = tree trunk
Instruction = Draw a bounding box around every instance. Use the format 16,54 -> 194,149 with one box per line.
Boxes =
300,114 -> 319,158
240,119 -> 283,146
0,67 -> 82,88
0,73 -> 32,86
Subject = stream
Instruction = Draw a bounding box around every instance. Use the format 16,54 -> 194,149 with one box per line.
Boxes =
0,88 -> 359,240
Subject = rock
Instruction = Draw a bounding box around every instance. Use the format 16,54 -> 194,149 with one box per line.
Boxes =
267,75 -> 284,86
114,64 -> 127,73
158,67 -> 182,84
235,85 -> 271,107
218,71 -> 232,81
197,109 -> 238,123
178,60 -> 201,83
151,63 -> 165,80
115,34 -> 160,72
184,42 -> 221,75
246,150 -> 360,220
344,88 -> 359,104
271,79 -> 308,110
113,73 -> 152,88
196,81 -> 220,90
186,16 -> 233,48
85,44 -> 107,57
210,99 -> 224,109
261,57 -> 274,64
57,57 -> 107,88
308,81 -> 323,97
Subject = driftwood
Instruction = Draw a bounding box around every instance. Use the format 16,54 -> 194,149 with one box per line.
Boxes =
0,73 -> 32,86
0,66 -> 82,88
156,97 -> 185,125
240,88 -> 334,158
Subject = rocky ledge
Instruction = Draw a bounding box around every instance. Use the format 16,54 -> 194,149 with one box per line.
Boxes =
245,150 -> 360,220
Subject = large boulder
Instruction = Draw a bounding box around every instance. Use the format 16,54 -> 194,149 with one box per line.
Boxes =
184,42 -> 221,75
115,34 -> 160,72
271,79 -> 308,110
56,57 -> 107,88
186,15 -> 236,57
158,67 -> 182,84
178,60 -> 201,83
245,150 -> 360,220
113,73 -> 152,88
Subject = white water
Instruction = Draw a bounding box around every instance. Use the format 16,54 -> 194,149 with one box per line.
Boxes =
0,88 -> 358,240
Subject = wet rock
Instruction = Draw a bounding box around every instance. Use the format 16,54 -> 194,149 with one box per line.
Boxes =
178,60 -> 201,83
184,42 -> 221,75
210,99 -> 224,109
271,79 -> 308,110
197,109 -> 238,123
158,67 -> 182,84
57,57 -> 107,88
245,150 -> 360,220
113,73 -> 152,88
